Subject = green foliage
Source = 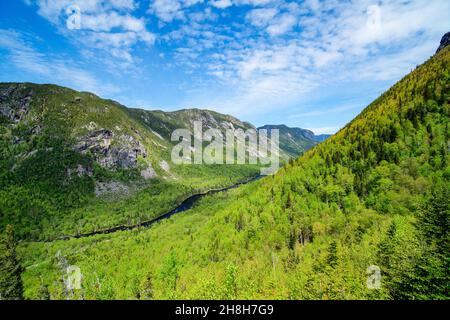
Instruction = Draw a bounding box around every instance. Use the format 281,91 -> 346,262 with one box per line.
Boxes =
0,82 -> 261,239
159,251 -> 180,298
140,272 -> 154,300
37,280 -> 50,300
406,182 -> 449,300
224,263 -> 238,299
0,225 -> 24,300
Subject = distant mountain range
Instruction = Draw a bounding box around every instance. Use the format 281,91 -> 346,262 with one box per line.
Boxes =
258,124 -> 331,159
0,83 -> 325,180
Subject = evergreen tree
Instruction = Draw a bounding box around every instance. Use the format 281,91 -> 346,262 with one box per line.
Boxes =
37,279 -> 50,300
0,225 -> 24,300
409,182 -> 450,300
159,251 -> 179,298
326,241 -> 338,269
224,263 -> 237,300
141,272 -> 154,300
377,221 -> 402,298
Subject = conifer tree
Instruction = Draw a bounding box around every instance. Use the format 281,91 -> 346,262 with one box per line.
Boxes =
141,272 -> 154,300
410,182 -> 450,300
37,279 -> 50,300
0,225 -> 24,300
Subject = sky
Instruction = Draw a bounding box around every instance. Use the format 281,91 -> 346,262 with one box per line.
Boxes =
0,0 -> 449,134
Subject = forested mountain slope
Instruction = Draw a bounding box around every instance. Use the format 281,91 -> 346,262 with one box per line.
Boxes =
0,85 -> 263,239
0,82 -> 318,239
19,37 -> 449,300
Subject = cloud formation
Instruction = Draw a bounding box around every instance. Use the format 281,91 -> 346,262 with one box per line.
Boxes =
24,0 -> 155,67
155,0 -> 450,118
9,0 -> 450,132
0,29 -> 120,95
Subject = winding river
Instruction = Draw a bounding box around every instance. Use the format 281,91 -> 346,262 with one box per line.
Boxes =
42,175 -> 262,242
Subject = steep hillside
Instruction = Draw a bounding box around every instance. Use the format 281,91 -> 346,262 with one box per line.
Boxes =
0,83 -> 320,239
130,108 -> 255,141
18,37 -> 449,300
0,84 -> 263,239
258,124 -> 330,158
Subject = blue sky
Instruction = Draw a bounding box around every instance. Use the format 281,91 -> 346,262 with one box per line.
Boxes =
0,0 -> 449,134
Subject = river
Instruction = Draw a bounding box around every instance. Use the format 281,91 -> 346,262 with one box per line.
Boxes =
42,175 -> 262,242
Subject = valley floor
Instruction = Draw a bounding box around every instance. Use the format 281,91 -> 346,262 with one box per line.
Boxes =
21,177 -> 397,300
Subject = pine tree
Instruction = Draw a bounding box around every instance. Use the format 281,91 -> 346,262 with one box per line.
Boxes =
326,240 -> 338,269
377,221 -> 401,298
224,263 -> 237,300
160,251 -> 179,297
37,279 -> 51,300
141,272 -> 154,300
410,182 -> 450,300
0,225 -> 24,300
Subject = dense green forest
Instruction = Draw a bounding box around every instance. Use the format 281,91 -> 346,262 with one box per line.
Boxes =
1,42 -> 445,300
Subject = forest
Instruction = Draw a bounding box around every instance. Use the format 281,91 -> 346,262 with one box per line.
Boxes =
1,41 -> 449,301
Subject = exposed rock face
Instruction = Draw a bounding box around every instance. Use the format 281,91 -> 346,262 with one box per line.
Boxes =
74,129 -> 147,170
140,165 -> 157,180
160,160 -> 170,172
0,84 -> 32,123
95,181 -> 129,197
437,32 -> 450,53
67,164 -> 93,178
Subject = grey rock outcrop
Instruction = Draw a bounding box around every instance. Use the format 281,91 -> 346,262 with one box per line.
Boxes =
94,181 -> 130,197
436,32 -> 450,53
74,129 -> 148,170
0,84 -> 32,123
67,164 -> 93,178
140,165 -> 157,180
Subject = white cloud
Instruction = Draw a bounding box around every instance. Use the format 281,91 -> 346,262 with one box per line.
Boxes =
305,126 -> 340,135
85,31 -> 152,48
201,0 -> 449,117
149,0 -> 204,22
26,0 -> 155,66
31,0 -> 137,22
210,0 -> 232,9
19,0 -> 450,122
0,29 -> 120,95
80,12 -> 147,32
150,0 -> 184,22
246,8 -> 278,27
266,13 -> 296,36
235,0 -> 273,6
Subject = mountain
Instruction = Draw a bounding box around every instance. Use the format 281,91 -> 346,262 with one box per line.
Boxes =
0,83 -> 317,239
437,31 -> 450,53
313,134 -> 332,142
128,107 -> 255,142
0,84 -> 267,239
16,34 -> 449,299
258,124 -> 330,159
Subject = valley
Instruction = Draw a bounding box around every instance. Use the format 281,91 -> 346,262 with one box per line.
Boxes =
1,83 -> 312,240
1,31 -> 449,301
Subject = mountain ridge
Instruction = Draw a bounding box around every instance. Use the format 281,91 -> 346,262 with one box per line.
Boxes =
0,81 -> 320,239
258,124 -> 331,158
